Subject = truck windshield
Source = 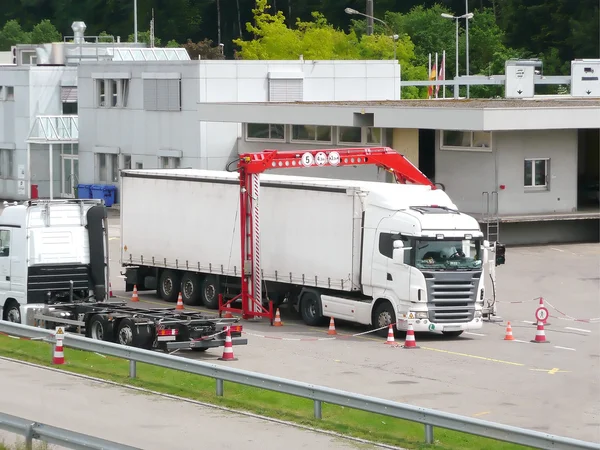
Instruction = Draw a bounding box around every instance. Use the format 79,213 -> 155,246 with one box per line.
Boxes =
414,238 -> 482,270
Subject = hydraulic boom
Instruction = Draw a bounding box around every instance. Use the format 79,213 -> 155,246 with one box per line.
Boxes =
219,147 -> 436,323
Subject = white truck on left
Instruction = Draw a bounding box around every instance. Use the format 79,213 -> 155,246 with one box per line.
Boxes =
0,199 -> 247,351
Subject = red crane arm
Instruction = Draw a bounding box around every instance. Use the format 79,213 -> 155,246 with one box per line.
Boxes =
236,147 -> 436,188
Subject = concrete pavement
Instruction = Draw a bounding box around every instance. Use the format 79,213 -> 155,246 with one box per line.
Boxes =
0,358 -> 381,450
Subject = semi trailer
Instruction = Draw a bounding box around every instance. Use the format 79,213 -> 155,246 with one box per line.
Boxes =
121,147 -> 506,338
0,199 -> 247,351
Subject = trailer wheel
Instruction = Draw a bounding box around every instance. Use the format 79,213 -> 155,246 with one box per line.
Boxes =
86,314 -> 115,342
300,291 -> 326,326
200,275 -> 221,309
115,318 -> 154,349
158,270 -> 181,303
3,300 -> 21,323
181,272 -> 202,306
373,301 -> 396,338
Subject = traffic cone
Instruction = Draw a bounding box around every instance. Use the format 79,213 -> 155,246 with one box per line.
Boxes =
109,283 -> 115,298
384,324 -> 397,346
327,317 -> 337,335
219,327 -> 238,361
224,311 -> 234,319
504,321 -> 515,341
531,321 -> 550,343
273,308 -> 283,327
53,340 -> 65,365
402,322 -> 419,349
176,292 -> 184,310
131,285 -> 139,302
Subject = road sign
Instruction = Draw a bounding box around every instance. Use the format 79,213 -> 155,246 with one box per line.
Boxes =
535,307 -> 549,323
55,326 -> 65,340
300,152 -> 314,167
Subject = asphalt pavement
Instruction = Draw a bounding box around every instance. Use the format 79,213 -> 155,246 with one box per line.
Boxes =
0,358 -> 380,450
106,213 -> 600,443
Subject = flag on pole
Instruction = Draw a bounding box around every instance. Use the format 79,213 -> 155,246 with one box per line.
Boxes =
436,53 -> 445,98
427,64 -> 437,98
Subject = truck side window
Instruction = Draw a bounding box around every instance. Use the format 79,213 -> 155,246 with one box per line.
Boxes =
0,230 -> 9,257
378,232 -> 410,264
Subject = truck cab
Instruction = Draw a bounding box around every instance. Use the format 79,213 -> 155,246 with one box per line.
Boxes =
0,199 -> 108,325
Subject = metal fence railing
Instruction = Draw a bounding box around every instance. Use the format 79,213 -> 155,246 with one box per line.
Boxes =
0,411 -> 139,450
1,320 -> 599,450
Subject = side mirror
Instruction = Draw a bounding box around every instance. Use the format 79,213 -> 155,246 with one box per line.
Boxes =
495,242 -> 506,266
392,240 -> 411,265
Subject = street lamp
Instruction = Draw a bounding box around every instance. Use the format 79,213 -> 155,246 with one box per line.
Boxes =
441,12 -> 473,97
345,8 -> 399,60
134,0 -> 138,43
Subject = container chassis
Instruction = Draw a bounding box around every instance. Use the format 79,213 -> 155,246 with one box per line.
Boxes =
26,301 -> 247,352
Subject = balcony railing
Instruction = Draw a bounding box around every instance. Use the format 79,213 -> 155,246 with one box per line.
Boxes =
27,115 -> 79,143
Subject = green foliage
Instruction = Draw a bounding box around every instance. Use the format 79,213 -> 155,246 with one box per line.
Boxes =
0,19 -> 30,49
30,19 -> 61,44
165,39 -> 180,48
127,30 -> 161,47
182,38 -> 225,59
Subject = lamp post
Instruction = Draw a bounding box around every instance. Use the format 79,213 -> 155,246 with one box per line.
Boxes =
441,12 -> 473,97
345,7 -> 399,60
134,0 -> 138,43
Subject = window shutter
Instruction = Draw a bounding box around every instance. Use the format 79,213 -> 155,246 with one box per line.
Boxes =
61,87 -> 78,103
269,79 -> 303,102
167,79 -> 181,111
143,79 -> 158,110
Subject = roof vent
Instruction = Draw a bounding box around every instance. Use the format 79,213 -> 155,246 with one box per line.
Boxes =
71,21 -> 86,44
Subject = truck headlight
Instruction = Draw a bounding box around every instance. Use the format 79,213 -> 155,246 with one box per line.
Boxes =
415,312 -> 428,319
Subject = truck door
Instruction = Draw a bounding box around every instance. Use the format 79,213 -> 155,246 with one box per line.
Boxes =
0,229 -> 12,296
376,230 -> 410,303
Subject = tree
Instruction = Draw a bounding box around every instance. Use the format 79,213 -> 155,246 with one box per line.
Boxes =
127,31 -> 162,47
233,0 -> 424,97
182,39 -> 225,59
0,20 -> 31,50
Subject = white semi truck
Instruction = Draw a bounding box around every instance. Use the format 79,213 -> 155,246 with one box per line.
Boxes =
0,199 -> 247,351
121,162 -> 505,338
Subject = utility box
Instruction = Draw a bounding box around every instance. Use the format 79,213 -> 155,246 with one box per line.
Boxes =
504,60 -> 536,99
571,59 -> 600,97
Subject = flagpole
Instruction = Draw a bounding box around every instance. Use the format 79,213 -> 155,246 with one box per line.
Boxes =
435,52 -> 439,99
442,50 -> 446,99
428,53 -> 432,99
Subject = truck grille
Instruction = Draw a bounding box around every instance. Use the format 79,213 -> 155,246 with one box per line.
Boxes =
423,271 -> 481,323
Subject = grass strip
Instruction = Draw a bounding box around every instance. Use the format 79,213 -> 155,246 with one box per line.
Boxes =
0,335 -> 533,450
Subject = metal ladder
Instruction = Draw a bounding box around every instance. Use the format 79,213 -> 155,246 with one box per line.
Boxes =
481,191 -> 500,243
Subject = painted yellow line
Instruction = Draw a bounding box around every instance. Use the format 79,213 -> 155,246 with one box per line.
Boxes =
529,367 -> 570,375
473,411 -> 491,417
420,346 -> 524,366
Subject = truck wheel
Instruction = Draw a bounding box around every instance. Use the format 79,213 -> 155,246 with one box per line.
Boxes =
442,330 -> 464,338
3,301 -> 21,323
158,270 -> 181,303
300,292 -> 326,327
86,314 -> 115,342
115,318 -> 154,349
181,272 -> 202,306
373,301 -> 396,338
200,275 -> 221,309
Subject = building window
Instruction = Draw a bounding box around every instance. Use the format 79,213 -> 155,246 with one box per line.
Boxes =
144,79 -> 181,111
96,79 -> 129,108
135,162 -> 143,169
338,126 -> 383,145
524,158 -> 549,189
245,123 -> 285,141
123,154 -> 132,170
159,156 -> 181,169
0,149 -> 14,178
97,153 -> 118,182
339,127 -> 362,144
291,125 -> 332,143
441,131 -> 492,151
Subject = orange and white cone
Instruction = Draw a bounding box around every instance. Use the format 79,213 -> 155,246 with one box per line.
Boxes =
219,327 -> 238,361
53,340 -> 65,365
176,292 -> 184,310
531,321 -> 550,344
273,308 -> 283,327
109,282 -> 115,298
224,311 -> 234,319
327,317 -> 337,335
504,321 -> 515,341
402,322 -> 419,349
384,324 -> 397,346
131,285 -> 139,302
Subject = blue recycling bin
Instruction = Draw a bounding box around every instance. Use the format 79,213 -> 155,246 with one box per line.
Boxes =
77,184 -> 92,199
91,184 -> 117,207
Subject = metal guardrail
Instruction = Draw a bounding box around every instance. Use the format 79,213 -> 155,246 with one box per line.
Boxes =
0,411 -> 139,450
1,321 -> 599,450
